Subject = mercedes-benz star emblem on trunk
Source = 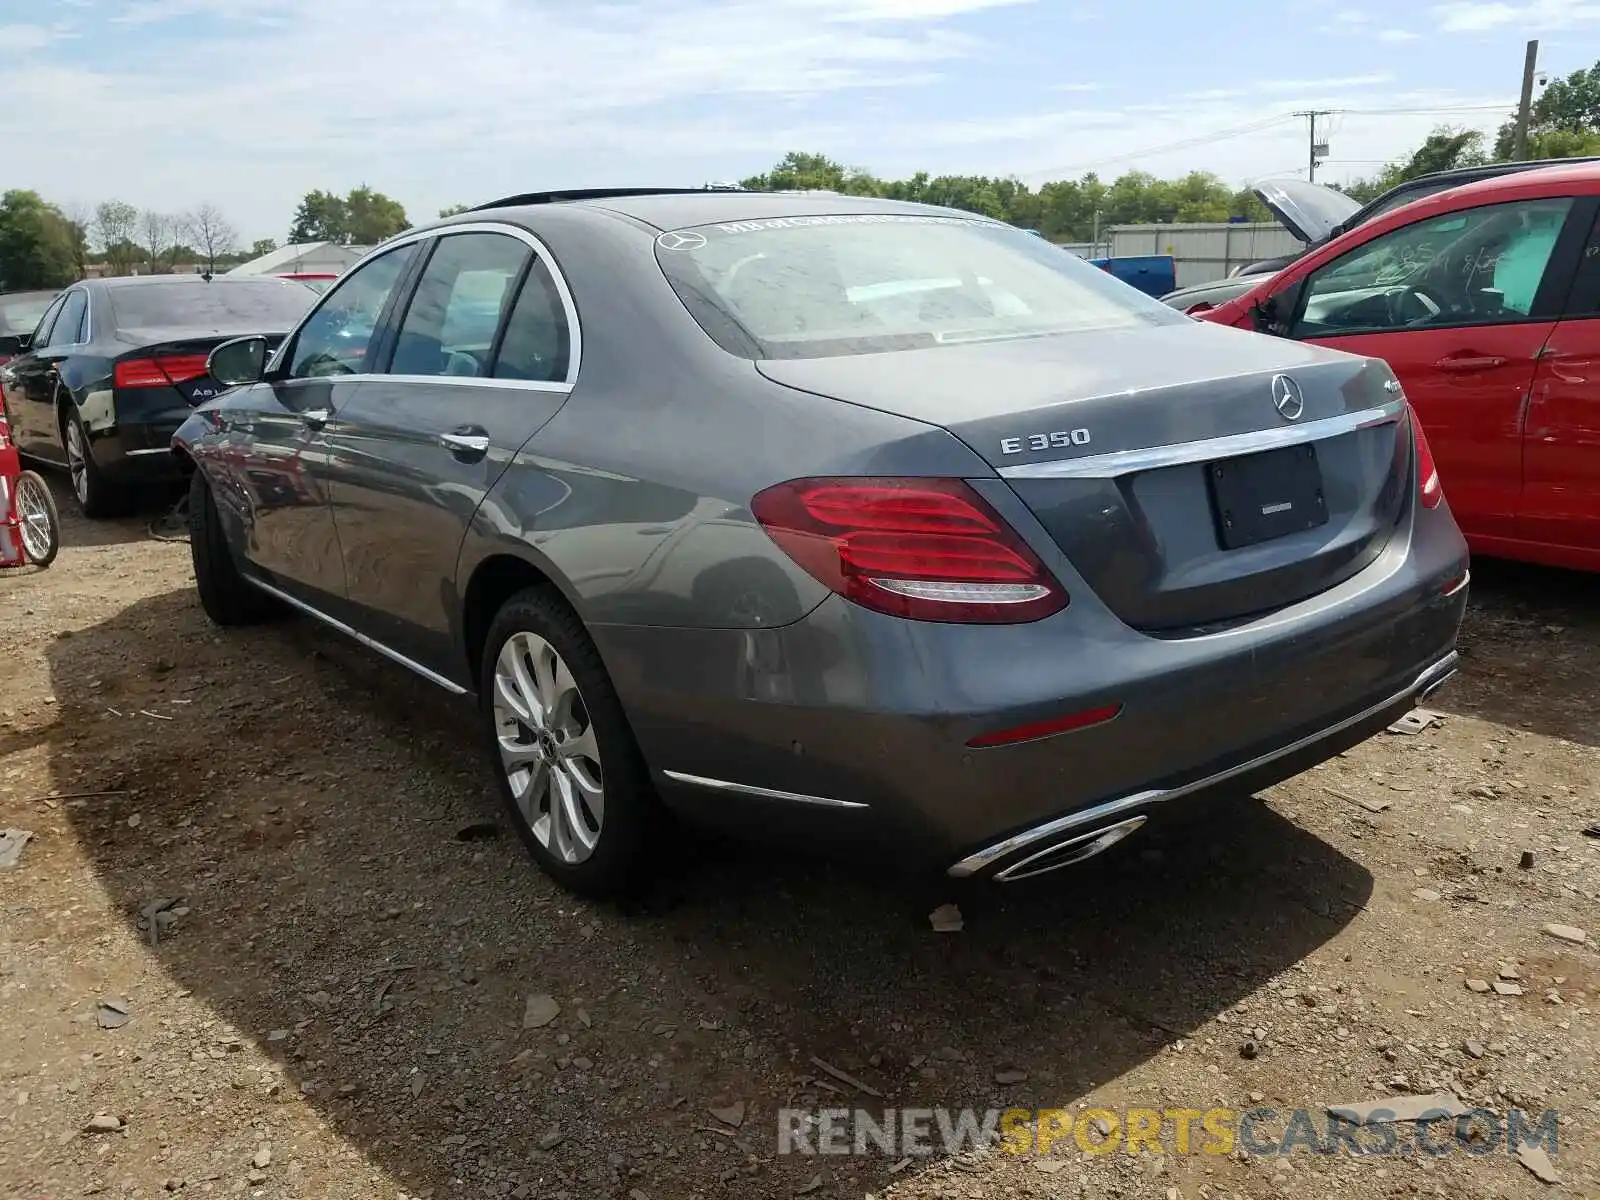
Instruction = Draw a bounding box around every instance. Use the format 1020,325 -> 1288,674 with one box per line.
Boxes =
1270,374 -> 1305,422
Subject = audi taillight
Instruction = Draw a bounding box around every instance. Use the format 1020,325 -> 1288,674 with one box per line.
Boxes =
750,477 -> 1068,624
1407,402 -> 1442,509
114,354 -> 211,389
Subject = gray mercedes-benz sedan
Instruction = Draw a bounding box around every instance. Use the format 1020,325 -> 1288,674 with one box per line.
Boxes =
173,188 -> 1469,896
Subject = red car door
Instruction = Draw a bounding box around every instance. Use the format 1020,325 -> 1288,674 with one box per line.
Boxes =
1204,189 -> 1592,551
1517,208 -> 1600,570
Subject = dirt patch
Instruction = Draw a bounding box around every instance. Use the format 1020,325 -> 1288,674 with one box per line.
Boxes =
2,478 -> 1596,1199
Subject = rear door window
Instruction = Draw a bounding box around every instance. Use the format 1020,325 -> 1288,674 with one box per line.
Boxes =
389,233 -> 529,378
43,290 -> 87,349
491,259 -> 572,383
28,296 -> 65,348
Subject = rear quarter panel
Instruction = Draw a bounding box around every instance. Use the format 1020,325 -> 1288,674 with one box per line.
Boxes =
452,206 -> 997,635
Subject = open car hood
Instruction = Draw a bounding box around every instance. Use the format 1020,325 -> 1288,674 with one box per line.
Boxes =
1254,177 -> 1362,245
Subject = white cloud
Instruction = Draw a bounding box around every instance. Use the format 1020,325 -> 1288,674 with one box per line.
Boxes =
0,1 -> 1513,240
1431,0 -> 1600,32
1378,27 -> 1422,40
0,23 -> 69,51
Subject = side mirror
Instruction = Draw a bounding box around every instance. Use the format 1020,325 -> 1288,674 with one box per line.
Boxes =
0,334 -> 26,357
208,335 -> 269,387
1251,279 -> 1304,338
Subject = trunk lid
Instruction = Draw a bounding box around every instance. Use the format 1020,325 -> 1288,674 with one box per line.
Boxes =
756,322 -> 1413,633
115,329 -> 290,406
1252,177 -> 1362,245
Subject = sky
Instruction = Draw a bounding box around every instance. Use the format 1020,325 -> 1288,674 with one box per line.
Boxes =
5,0 -> 1600,243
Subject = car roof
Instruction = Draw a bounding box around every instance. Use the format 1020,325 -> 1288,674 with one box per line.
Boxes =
92,274 -> 303,290
457,189 -> 1001,233
1416,158 -> 1600,208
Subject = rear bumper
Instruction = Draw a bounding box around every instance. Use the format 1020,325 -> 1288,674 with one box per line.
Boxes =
593,502 -> 1469,876
92,422 -> 187,483
947,648 -> 1457,879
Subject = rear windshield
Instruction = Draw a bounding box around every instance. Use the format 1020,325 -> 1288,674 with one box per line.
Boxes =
107,279 -> 316,331
0,293 -> 57,335
654,214 -> 1187,360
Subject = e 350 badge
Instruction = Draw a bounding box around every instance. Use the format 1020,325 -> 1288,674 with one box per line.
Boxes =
999,428 -> 1091,455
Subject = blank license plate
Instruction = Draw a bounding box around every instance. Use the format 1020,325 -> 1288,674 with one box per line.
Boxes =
1207,442 -> 1328,550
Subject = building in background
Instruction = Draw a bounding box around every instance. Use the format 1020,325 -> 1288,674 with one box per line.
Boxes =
225,242 -> 371,278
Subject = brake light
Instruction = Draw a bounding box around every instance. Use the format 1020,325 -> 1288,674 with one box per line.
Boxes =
1408,403 -> 1443,509
750,477 -> 1068,623
114,354 -> 212,389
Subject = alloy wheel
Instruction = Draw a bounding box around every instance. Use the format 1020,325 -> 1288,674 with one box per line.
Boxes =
65,421 -> 88,504
491,631 -> 606,864
14,474 -> 55,562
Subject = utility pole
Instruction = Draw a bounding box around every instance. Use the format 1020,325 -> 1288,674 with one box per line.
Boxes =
1294,110 -> 1335,182
1513,39 -> 1540,160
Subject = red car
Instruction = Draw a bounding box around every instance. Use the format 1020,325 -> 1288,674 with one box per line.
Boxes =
1201,160 -> 1600,573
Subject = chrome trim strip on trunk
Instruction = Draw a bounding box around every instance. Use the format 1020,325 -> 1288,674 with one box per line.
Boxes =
998,398 -> 1406,481
661,770 -> 868,810
125,447 -> 175,457
244,577 -> 469,695
947,650 -> 1459,878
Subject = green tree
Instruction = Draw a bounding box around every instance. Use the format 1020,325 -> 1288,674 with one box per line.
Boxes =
289,186 -> 408,245
249,237 -> 278,257
1496,61 -> 1600,158
1342,126 -> 1488,201
344,186 -> 409,243
741,152 -> 884,195
288,189 -> 349,243
439,203 -> 472,218
94,200 -> 141,275
0,190 -> 79,289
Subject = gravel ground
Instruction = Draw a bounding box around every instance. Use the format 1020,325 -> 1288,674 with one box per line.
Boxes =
1,478 -> 1597,1200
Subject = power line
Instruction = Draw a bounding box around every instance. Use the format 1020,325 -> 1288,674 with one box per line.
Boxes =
1024,113 -> 1300,179
1023,101 -> 1519,180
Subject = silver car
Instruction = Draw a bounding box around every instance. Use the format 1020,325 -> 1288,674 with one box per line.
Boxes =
174,188 -> 1469,895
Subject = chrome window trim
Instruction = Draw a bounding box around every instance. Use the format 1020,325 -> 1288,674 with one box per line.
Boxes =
997,398 -> 1406,481
266,222 -> 582,388
264,372 -> 572,395
661,770 -> 868,810
244,576 -> 469,695
947,650 -> 1460,878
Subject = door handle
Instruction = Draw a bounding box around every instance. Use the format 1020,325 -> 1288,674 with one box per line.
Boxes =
1434,355 -> 1506,372
300,408 -> 332,430
439,430 -> 491,458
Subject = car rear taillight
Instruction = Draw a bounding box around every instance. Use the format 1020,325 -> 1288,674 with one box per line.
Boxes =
750,477 -> 1069,624
114,354 -> 211,389
1407,402 -> 1443,509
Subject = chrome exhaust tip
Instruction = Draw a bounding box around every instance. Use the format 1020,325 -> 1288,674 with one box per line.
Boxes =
992,815 -> 1148,883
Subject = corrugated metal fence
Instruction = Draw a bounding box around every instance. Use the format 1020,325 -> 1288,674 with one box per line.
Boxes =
1105,223 -> 1304,287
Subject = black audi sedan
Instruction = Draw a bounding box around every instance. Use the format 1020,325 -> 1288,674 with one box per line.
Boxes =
0,274 -> 317,516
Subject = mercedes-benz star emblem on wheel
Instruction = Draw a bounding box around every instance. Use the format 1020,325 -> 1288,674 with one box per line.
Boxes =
656,230 -> 707,251
1270,373 -> 1305,422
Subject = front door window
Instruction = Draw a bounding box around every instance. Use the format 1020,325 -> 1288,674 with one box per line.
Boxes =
1292,198 -> 1575,338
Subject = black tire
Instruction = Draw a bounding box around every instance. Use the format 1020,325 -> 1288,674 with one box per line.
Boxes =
481,586 -> 666,897
188,470 -> 278,625
62,408 -> 123,519
13,470 -> 60,568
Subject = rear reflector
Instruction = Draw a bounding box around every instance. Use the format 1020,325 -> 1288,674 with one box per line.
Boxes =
114,354 -> 211,389
967,702 -> 1123,748
750,477 -> 1068,624
1407,402 -> 1443,509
